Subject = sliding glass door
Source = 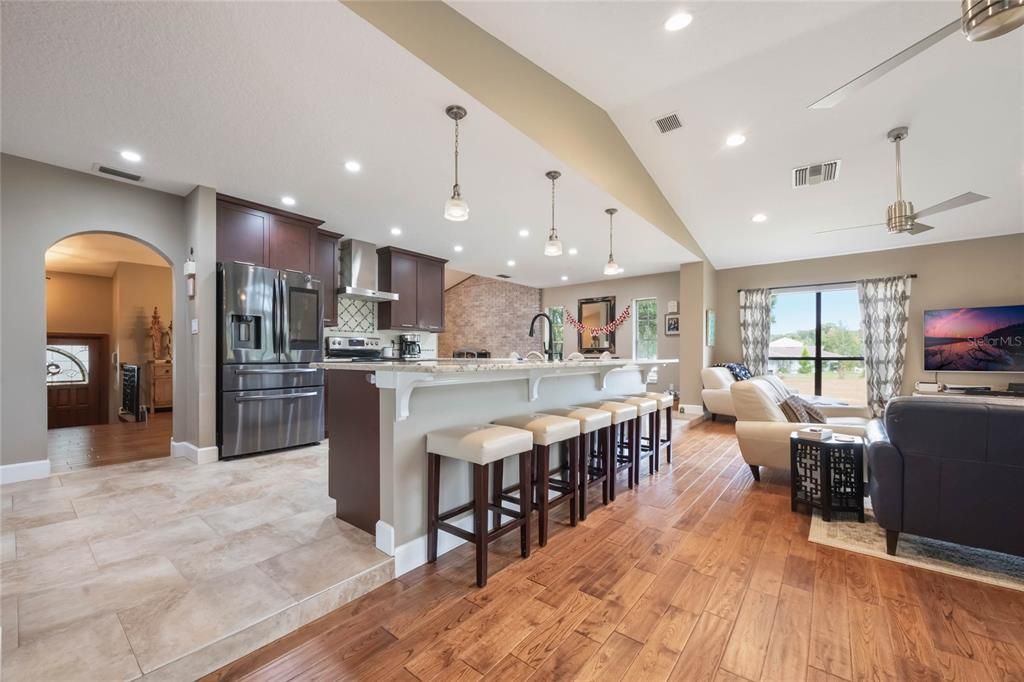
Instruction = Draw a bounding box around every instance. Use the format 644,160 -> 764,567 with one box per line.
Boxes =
768,288 -> 866,402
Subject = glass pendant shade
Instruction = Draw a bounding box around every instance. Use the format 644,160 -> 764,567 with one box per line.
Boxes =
604,259 -> 620,276
444,191 -> 469,222
544,170 -> 563,257
444,105 -> 469,222
544,232 -> 563,256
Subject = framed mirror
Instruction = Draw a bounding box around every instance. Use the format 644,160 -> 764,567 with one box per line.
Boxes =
577,296 -> 616,355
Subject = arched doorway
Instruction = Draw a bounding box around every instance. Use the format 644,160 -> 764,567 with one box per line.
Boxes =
45,232 -> 176,471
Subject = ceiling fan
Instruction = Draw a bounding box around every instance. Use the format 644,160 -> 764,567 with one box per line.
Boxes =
809,1 -> 1024,109
816,126 -> 989,236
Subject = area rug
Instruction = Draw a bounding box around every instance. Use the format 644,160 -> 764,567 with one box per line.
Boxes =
808,507 -> 1024,593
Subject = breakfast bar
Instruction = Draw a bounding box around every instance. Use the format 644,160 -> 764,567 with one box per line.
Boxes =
314,357 -> 677,574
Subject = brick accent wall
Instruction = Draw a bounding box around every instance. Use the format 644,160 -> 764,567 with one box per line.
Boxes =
439,276 -> 543,358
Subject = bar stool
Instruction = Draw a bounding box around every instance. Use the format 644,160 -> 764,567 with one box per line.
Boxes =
579,401 -> 639,496
612,396 -> 658,477
543,407 -> 612,521
633,392 -> 674,464
426,424 -> 534,587
493,413 -> 580,547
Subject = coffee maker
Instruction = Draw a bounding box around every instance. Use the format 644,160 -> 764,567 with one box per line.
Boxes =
399,333 -> 421,360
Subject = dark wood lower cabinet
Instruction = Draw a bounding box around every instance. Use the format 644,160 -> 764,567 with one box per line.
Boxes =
326,370 -> 380,535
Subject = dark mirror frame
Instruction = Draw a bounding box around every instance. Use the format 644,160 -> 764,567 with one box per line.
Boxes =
577,296 -> 616,355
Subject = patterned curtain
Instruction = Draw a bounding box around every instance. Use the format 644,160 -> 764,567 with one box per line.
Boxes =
858,276 -> 912,417
739,288 -> 772,376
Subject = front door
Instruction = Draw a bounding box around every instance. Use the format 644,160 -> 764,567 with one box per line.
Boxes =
46,335 -> 106,428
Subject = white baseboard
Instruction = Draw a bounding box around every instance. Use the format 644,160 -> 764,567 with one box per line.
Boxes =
0,458 -> 51,485
375,520 -> 395,556
680,403 -> 704,415
171,439 -> 218,464
392,516 -> 474,577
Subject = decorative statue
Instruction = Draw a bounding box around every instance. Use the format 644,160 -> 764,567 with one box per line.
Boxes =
149,307 -> 163,360
165,320 -> 173,361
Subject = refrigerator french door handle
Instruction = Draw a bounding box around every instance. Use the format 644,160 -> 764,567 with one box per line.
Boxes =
278,275 -> 290,360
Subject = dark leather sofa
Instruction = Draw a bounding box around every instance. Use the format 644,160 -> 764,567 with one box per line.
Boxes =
866,396 -> 1024,557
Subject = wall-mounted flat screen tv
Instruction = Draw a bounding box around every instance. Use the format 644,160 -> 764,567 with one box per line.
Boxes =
923,305 -> 1024,372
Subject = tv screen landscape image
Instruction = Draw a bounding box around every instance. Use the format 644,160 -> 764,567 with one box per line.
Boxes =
923,305 -> 1024,372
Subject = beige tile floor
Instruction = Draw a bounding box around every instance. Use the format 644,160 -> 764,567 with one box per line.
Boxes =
0,443 -> 394,681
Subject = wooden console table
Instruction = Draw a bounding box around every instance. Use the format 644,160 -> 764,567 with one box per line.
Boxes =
147,360 -> 173,411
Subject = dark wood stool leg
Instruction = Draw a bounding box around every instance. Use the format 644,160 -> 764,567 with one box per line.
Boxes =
653,409 -> 662,472
647,412 -> 656,474
568,436 -> 579,527
600,427 -> 610,505
579,432 -> 590,521
606,425 -> 616,501
491,458 -> 503,532
427,452 -> 440,563
473,463 -> 488,587
665,407 -> 673,463
536,445 -> 550,546
630,419 -> 639,488
518,450 -> 531,558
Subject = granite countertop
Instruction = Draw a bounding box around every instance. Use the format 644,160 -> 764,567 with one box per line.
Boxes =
312,357 -> 678,373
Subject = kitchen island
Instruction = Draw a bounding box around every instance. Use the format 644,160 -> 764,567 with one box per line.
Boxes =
313,357 -> 677,575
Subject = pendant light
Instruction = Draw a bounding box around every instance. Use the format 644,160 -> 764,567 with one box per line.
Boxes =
443,105 -> 469,222
603,208 -> 620,275
544,170 -> 563,256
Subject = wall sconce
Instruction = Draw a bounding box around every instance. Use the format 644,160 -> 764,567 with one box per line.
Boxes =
184,249 -> 196,299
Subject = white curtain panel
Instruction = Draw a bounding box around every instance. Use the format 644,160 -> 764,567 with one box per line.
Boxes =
738,288 -> 772,376
858,276 -> 912,417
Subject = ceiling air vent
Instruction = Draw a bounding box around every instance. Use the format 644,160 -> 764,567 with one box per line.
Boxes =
654,112 -> 683,134
495,274 -> 512,279
94,164 -> 143,182
792,160 -> 840,188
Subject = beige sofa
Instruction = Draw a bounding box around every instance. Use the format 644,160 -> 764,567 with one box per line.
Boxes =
731,377 -> 872,480
700,367 -> 738,419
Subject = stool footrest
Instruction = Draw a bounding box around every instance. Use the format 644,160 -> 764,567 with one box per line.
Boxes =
438,501 -> 474,522
437,521 -> 475,543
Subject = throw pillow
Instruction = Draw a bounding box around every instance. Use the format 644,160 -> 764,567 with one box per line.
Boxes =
780,395 -> 827,424
724,362 -> 753,381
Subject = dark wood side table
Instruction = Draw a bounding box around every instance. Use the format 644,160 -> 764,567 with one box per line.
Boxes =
790,433 -> 865,522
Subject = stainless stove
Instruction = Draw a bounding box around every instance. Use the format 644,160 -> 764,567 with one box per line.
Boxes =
326,336 -> 386,362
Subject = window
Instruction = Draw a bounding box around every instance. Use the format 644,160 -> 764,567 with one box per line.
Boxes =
45,345 -> 90,385
634,298 -> 658,360
768,288 -> 865,403
545,306 -> 565,359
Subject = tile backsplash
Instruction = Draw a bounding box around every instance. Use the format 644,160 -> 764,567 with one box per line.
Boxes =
324,297 -> 437,358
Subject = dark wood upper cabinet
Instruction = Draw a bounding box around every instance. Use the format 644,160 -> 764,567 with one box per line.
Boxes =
314,230 -> 342,327
377,247 -> 447,332
216,195 -> 324,273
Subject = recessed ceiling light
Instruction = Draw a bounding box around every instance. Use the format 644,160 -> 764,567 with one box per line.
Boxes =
120,150 -> 142,163
453,244 -> 464,253
568,247 -> 578,256
344,160 -> 361,173
664,11 -> 693,31
752,213 -> 767,223
518,228 -> 530,237
390,226 -> 402,235
560,275 -> 569,281
281,196 -> 296,206
506,259 -> 516,267
726,132 -> 746,147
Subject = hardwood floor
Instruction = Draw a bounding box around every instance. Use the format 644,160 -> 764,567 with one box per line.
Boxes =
47,411 -> 172,472
204,421 -> 1024,682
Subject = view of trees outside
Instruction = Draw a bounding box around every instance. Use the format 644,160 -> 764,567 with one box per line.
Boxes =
634,298 -> 658,360
546,306 -> 565,359
769,289 -> 867,403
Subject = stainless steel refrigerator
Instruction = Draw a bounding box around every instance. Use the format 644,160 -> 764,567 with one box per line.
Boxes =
217,261 -> 324,458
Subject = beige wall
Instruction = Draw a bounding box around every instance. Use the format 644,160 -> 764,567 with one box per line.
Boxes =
542,270 -> 681,393
0,154 -> 219,467
677,261 -> 716,406
439,276 -> 543,358
713,234 -> 1024,393
46,271 -> 113,336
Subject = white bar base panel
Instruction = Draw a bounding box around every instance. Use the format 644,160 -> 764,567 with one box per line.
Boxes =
377,517 -> 475,577
171,439 -> 219,464
680,403 -> 704,415
0,458 -> 51,484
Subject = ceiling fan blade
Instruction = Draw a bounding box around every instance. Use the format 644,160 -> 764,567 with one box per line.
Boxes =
815,222 -> 885,234
912,191 -> 989,219
808,18 -> 960,109
906,222 -> 935,235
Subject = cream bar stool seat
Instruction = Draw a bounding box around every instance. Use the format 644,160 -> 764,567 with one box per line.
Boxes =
633,392 -> 674,464
544,407 -> 612,521
579,401 -> 638,497
614,396 -> 659,478
426,424 -> 534,587
493,413 -> 581,547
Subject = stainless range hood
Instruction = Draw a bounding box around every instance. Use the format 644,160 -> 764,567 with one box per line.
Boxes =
337,239 -> 399,302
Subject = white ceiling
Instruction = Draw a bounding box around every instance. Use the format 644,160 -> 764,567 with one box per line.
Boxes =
452,1 -> 1024,269
45,233 -> 170,277
1,1 -> 697,289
